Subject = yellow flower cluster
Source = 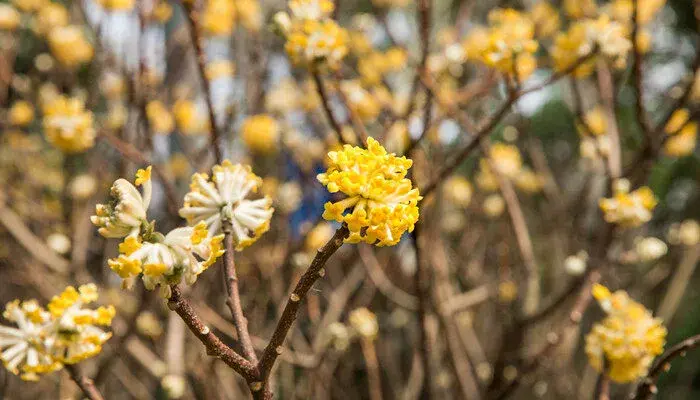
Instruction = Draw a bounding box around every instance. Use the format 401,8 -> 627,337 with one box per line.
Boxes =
173,99 -> 210,135
201,0 -> 261,35
0,284 -> 114,381
47,25 -> 94,68
317,138 -> 421,246
475,143 -> 545,195
552,15 -> 631,77
277,0 -> 349,70
241,114 -> 280,154
578,106 -> 613,160
8,100 -> 34,127
663,109 -> 697,157
0,4 -> 21,31
585,284 -> 666,382
179,160 -> 274,250
97,0 -> 135,11
146,100 -> 175,134
599,179 -> 657,228
340,80 -> 382,122
464,9 -> 538,82
42,95 -> 95,153
357,48 -> 407,87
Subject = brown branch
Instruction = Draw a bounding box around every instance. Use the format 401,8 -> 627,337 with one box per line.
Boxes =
167,285 -> 258,383
182,0 -> 223,164
596,61 -> 622,180
631,0 -> 653,144
634,334 -> 700,400
222,220 -> 258,363
312,71 -> 346,144
411,222 -> 433,399
594,365 -> 611,400
360,338 -> 384,400
65,364 -> 105,400
257,225 -> 349,382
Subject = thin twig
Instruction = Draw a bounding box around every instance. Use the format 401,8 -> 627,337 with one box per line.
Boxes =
257,225 -> 349,382
630,0 -> 653,143
312,71 -> 346,144
222,220 -> 258,363
182,0 -> 223,163
167,285 -> 258,382
634,334 -> 700,400
65,364 -> 105,400
360,338 -> 384,400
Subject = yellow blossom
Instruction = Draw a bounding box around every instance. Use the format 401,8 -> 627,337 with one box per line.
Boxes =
489,143 -> 522,178
285,19 -> 349,70
43,95 -> 95,153
585,284 -> 666,382
317,138 -> 421,246
34,2 -> 68,35
47,25 -> 94,68
663,122 -> 697,157
10,0 -> 46,13
8,101 -> 34,127
349,308 -> 379,340
340,80 -> 381,122
97,0 -> 135,11
443,176 -> 473,208
599,179 -> 657,227
241,114 -> 280,154
0,4 -> 20,31
146,100 -> 175,134
530,2 -> 560,37
202,0 -> 236,35
664,109 -> 690,134
205,60 -> 235,81
582,107 -> 608,136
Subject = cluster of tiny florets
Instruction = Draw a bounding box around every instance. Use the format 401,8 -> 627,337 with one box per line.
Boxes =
0,284 -> 115,381
599,179 -> 657,228
317,137 -> 421,246
585,284 -> 666,383
179,160 -> 275,251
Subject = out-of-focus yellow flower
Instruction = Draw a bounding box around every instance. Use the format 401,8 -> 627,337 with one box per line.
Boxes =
498,281 -> 518,303
565,251 -> 588,276
289,0 -> 334,20
136,311 -> 163,338
8,100 -> 34,127
305,222 -> 335,251
202,0 -> 236,35
664,122 -> 697,157
599,179 -> 657,228
151,0 -> 173,23
11,0 -> 46,13
563,0 -> 597,18
673,220 -> 700,246
443,176 -> 473,208
476,160 -> 500,192
317,138 -> 421,246
179,161 -> 274,250
43,95 -> 95,153
585,284 -> 666,383
340,80 -> 381,122
173,99 -> 209,135
515,168 -> 545,194
266,79 -> 301,113
284,19 -> 349,70
235,0 -> 262,31
609,0 -> 666,25
48,25 -> 94,68
101,72 -> 126,100
530,2 -> 560,37
205,60 -> 235,81
146,100 -> 175,134
664,109 -> 690,134
34,2 -> 68,36
464,9 -> 538,81
241,114 -> 280,154
106,103 -> 128,130
489,143 -> 522,178
69,174 -> 98,200
0,4 -> 21,31
349,307 -> 379,340
358,48 -> 407,87
582,107 -> 608,136
98,0 -> 136,11
483,194 -> 505,218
